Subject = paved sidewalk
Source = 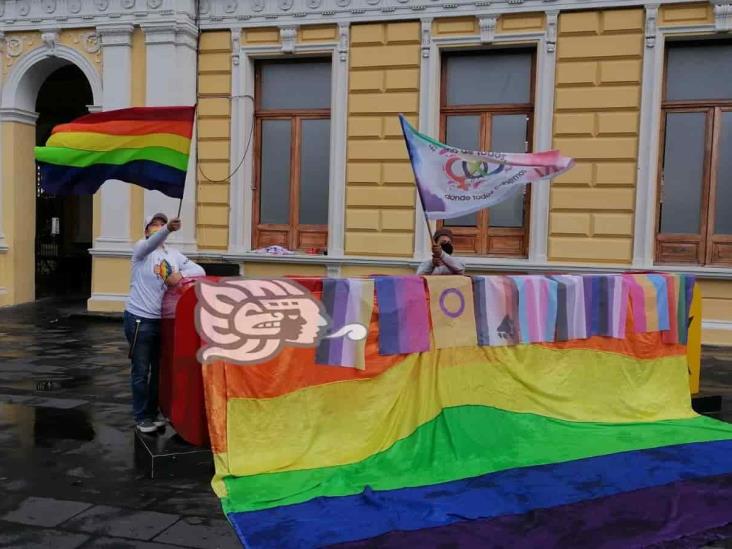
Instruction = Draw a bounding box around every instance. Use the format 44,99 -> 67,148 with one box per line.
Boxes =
0,298 -> 731,548
0,300 -> 240,548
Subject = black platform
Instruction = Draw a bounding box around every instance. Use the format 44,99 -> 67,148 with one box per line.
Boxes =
134,425 -> 213,479
692,393 -> 724,416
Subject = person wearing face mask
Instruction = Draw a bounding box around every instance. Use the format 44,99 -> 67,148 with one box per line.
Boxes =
417,228 -> 465,276
124,213 -> 205,434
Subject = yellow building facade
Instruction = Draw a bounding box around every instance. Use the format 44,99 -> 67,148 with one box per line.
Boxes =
0,0 -> 731,344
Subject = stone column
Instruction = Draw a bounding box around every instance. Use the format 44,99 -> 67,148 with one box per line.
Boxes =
141,22 -> 198,252
94,24 -> 133,252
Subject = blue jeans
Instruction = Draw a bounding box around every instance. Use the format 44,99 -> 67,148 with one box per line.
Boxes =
123,311 -> 161,423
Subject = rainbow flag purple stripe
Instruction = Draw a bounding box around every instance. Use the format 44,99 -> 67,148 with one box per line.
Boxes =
511,275 -> 558,343
229,438 -> 732,549
335,474 -> 732,549
316,279 -> 374,369
375,276 -> 430,355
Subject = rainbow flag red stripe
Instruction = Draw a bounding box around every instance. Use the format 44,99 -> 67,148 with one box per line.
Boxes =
34,106 -> 194,198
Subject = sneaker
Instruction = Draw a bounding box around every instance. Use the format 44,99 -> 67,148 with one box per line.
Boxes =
150,415 -> 167,428
136,419 -> 157,433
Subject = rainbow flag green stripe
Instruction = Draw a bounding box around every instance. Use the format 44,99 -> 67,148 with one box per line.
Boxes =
35,145 -> 189,172
221,405 -> 732,514
35,106 -> 194,198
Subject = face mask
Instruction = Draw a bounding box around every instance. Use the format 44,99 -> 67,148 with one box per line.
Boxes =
440,242 -> 454,255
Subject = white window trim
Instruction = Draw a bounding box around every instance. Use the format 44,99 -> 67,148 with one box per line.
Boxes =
228,24 -> 349,258
414,12 -> 559,266
632,6 -> 732,273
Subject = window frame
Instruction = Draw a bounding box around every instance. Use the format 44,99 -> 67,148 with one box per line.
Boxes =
437,48 -> 536,258
655,40 -> 732,267
252,57 -> 332,252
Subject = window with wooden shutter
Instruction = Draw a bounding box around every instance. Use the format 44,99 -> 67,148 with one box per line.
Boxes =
656,41 -> 732,266
253,58 -> 331,251
439,48 -> 535,257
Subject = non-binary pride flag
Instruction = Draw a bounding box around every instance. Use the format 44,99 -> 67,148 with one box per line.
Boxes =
399,114 -> 574,220
35,106 -> 195,199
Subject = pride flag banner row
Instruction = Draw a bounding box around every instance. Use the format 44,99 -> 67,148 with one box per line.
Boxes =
311,272 -> 695,369
375,272 -> 694,359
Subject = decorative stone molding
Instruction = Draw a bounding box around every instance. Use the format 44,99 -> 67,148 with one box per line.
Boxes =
420,17 -> 431,58
231,27 -> 241,66
713,1 -> 732,32
0,0 -> 668,30
645,4 -> 658,47
190,0 -> 674,28
280,25 -> 297,52
4,34 -> 34,59
141,23 -> 178,45
16,1 -> 31,17
545,10 -> 558,52
0,0 -> 188,31
81,32 -> 101,54
41,29 -> 59,55
97,24 -> 134,47
0,107 -> 40,125
41,0 -> 58,14
337,21 -> 349,61
478,15 -> 496,43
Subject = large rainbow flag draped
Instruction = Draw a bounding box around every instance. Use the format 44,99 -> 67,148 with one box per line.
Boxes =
34,106 -> 194,198
198,276 -> 732,548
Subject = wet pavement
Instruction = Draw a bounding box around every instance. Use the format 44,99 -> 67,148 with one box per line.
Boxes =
0,298 -> 731,548
0,299 -> 240,549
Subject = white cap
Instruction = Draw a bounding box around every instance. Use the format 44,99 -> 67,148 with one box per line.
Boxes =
144,212 -> 168,231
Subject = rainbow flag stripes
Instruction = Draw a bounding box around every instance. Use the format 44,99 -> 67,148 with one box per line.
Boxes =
35,106 -> 195,198
200,274 -> 732,549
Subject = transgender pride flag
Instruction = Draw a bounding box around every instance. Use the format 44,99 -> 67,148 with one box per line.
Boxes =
399,115 -> 574,220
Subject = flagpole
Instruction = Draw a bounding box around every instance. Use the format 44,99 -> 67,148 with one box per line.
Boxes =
176,197 -> 183,218
398,114 -> 435,256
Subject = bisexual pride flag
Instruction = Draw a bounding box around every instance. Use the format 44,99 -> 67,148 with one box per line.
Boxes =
35,106 -> 194,198
399,114 -> 574,220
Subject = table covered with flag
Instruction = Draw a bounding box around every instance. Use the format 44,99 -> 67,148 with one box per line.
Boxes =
177,273 -> 732,548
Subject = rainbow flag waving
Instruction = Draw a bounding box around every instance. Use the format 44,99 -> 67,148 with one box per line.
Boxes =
34,106 -> 194,198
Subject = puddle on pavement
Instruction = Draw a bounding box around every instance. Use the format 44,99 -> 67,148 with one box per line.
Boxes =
0,403 -> 96,448
34,406 -> 95,445
34,373 -> 92,392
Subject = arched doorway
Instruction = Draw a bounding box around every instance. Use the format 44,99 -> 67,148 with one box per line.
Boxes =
34,65 -> 94,299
